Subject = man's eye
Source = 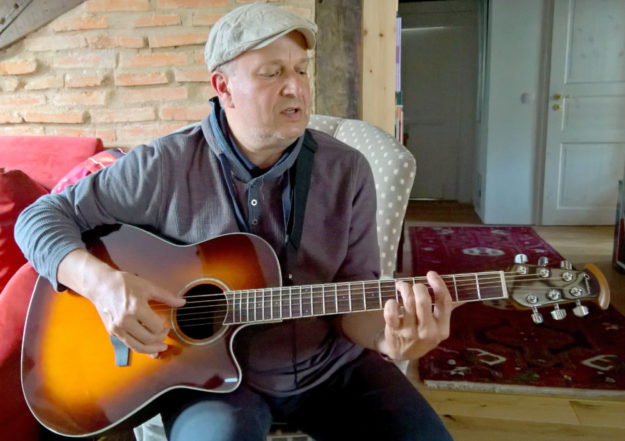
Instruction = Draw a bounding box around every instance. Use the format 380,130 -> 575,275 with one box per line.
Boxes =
261,71 -> 280,77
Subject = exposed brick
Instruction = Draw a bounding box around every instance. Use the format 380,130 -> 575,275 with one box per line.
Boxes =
174,68 -> 210,82
91,107 -> 155,123
66,72 -> 106,88
115,71 -> 168,86
0,126 -> 45,136
118,122 -> 186,141
122,52 -> 187,68
160,104 -> 211,121
158,0 -> 228,8
50,127 -> 117,143
134,15 -> 181,28
148,33 -> 208,48
0,77 -> 21,92
22,112 -> 85,124
0,93 -> 46,107
0,59 -> 37,75
86,0 -> 150,12
53,52 -> 116,69
24,76 -> 64,90
52,15 -> 108,32
123,86 -> 187,103
53,91 -> 108,106
193,50 -> 205,65
87,35 -> 145,49
24,35 -> 87,51
0,112 -> 23,124
192,13 -> 223,26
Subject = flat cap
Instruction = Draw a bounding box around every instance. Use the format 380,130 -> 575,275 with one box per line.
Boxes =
204,2 -> 317,72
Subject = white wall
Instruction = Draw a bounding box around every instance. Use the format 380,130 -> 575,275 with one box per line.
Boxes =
475,0 -> 547,224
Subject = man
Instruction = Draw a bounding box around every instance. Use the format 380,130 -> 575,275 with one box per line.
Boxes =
16,3 -> 454,440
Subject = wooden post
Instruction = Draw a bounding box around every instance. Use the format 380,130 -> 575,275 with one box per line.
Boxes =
361,0 -> 398,135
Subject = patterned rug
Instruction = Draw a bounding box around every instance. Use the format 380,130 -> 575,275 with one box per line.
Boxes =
409,226 -> 625,396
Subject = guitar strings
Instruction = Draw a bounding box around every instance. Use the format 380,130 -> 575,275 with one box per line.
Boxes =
146,272 -> 591,326
150,272 -> 585,313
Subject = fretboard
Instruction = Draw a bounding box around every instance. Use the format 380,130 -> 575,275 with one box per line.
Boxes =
223,271 -> 508,325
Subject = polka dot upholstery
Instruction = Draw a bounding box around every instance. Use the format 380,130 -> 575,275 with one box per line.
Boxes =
308,115 -> 416,278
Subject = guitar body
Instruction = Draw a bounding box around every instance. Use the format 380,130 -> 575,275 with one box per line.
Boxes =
21,225 -> 282,437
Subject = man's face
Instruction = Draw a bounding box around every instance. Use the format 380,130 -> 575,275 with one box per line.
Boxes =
217,31 -> 312,161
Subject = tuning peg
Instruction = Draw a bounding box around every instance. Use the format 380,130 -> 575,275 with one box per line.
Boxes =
538,256 -> 549,267
550,304 -> 567,320
573,300 -> 589,318
531,307 -> 544,324
514,254 -> 528,264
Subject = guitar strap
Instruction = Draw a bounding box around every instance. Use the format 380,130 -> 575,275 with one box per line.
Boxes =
285,131 -> 317,268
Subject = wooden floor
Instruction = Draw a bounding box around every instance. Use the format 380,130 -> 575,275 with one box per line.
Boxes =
403,200 -> 625,441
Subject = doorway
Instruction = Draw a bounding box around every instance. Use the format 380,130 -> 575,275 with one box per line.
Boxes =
398,0 -> 479,202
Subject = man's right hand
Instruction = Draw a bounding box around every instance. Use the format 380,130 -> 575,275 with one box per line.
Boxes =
57,248 -> 186,356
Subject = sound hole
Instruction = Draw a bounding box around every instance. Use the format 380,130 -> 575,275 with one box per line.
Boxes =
175,283 -> 227,342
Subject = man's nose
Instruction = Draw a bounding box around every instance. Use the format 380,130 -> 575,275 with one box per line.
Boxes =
281,71 -> 305,96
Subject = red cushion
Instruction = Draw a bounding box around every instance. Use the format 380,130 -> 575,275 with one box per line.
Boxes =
0,136 -> 103,190
0,263 -> 40,441
52,148 -> 126,194
0,170 -> 48,292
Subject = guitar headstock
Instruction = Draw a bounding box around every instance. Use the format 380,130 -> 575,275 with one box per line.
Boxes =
507,255 -> 610,324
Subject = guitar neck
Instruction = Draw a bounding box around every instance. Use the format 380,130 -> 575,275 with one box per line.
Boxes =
223,271 -> 508,325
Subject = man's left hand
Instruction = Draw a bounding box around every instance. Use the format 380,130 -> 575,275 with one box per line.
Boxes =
377,271 -> 454,360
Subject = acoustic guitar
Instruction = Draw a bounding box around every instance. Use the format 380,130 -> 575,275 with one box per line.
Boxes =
21,224 -> 610,437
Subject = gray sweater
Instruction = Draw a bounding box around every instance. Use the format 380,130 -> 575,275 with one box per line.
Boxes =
15,113 -> 380,396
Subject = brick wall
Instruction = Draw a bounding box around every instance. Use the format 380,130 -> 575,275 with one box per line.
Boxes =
0,0 -> 315,149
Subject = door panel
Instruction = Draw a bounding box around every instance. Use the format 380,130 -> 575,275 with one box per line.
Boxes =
542,0 -> 625,225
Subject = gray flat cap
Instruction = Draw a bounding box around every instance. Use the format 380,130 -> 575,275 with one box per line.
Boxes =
204,2 -> 317,72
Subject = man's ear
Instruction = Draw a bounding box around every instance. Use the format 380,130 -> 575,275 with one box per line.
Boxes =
211,71 -> 234,108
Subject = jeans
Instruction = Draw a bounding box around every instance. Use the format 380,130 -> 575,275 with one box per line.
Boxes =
161,350 -> 453,441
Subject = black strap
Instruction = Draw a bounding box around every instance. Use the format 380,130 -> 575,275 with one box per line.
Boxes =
286,131 -> 317,252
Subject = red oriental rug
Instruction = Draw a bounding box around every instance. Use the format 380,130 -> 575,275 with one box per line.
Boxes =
409,226 -> 625,397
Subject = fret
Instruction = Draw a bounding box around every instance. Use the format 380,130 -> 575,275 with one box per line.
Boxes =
333,284 -> 338,313
378,280 -> 383,309
477,271 -> 508,300
301,286 -> 312,316
271,288 -> 282,319
236,291 -> 242,323
298,286 -> 303,317
350,282 -> 365,312
336,284 -> 349,313
263,288 -> 271,321
311,285 -> 324,316
364,281 -> 380,311
253,289 -> 258,322
451,275 -> 459,302
288,286 -> 293,319
322,285 -> 326,315
348,284 -> 352,311
323,283 -> 337,315
475,273 -> 482,300
244,290 -> 249,323
362,281 -> 367,310
225,293 -> 234,324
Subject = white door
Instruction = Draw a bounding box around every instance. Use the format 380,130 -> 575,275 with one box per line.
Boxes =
399,2 -> 477,201
541,0 -> 625,225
